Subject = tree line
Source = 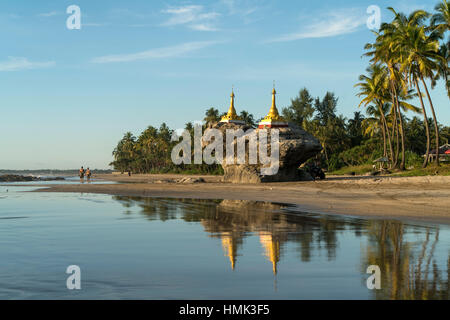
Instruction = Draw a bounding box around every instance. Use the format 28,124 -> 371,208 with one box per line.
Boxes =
110,1 -> 449,174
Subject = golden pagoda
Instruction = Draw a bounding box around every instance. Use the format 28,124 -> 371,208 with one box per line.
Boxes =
220,88 -> 245,125
259,232 -> 280,275
221,233 -> 238,270
258,85 -> 288,129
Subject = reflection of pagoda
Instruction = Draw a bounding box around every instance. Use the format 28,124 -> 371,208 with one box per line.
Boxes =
259,232 -> 281,275
221,233 -> 238,270
220,88 -> 245,125
258,85 -> 288,129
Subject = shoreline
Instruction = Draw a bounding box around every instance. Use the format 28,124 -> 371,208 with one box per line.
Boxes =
21,173 -> 450,225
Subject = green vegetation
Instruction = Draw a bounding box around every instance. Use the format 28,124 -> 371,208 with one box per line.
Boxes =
111,1 -> 449,177
109,111 -> 240,175
328,165 -> 374,176
392,163 -> 450,176
286,1 -> 450,175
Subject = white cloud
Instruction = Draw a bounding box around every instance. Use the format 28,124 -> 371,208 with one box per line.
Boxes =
190,24 -> 218,31
161,5 -> 219,31
91,41 -> 220,64
0,57 -> 55,72
266,9 -> 366,43
38,11 -> 59,17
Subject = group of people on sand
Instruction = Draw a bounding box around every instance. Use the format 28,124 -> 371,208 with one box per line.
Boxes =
79,166 -> 92,180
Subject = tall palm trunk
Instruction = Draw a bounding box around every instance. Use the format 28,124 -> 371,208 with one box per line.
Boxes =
378,101 -> 394,166
390,102 -> 399,168
394,113 -> 400,167
391,84 -> 406,170
396,102 -> 406,170
420,76 -> 440,166
381,120 -> 387,158
414,76 -> 431,168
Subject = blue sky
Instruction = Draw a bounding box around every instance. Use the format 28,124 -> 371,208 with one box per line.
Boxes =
0,0 -> 448,169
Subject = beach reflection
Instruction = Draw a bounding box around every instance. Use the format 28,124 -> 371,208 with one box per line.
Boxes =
113,196 -> 449,300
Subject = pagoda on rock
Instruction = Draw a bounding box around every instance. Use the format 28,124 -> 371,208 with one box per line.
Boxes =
258,86 -> 288,129
220,88 -> 245,125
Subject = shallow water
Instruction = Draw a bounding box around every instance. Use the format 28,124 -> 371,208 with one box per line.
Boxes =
0,187 -> 448,299
0,176 -> 116,186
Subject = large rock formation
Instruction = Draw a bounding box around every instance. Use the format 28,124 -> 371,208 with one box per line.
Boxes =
206,122 -> 322,183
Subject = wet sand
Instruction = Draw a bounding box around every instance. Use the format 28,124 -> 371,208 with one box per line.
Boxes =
31,173 -> 450,224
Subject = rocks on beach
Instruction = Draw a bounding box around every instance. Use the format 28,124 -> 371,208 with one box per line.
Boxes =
0,175 -> 65,182
176,177 -> 206,184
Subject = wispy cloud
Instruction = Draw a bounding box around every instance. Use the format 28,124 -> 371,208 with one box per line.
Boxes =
220,0 -> 264,25
83,22 -> 109,27
91,41 -> 221,63
221,0 -> 258,16
190,24 -> 218,31
0,57 -> 55,72
38,11 -> 60,17
266,9 -> 366,43
108,8 -> 154,20
161,5 -> 220,31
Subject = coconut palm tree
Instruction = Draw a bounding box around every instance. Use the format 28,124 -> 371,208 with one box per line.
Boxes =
363,104 -> 390,157
112,132 -> 137,172
355,64 -> 395,166
433,42 -> 450,99
239,110 -> 256,127
431,0 -> 450,36
395,24 -> 443,165
396,87 -> 420,169
364,21 -> 414,169
204,107 -> 220,125
431,1 -> 450,100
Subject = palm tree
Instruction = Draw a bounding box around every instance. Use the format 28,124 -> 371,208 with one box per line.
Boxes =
396,87 -> 420,169
112,132 -> 136,172
364,23 -> 412,169
204,107 -> 220,125
239,110 -> 256,127
431,0 -> 450,36
433,42 -> 450,99
363,104 -> 390,157
383,8 -> 444,166
355,64 -> 395,166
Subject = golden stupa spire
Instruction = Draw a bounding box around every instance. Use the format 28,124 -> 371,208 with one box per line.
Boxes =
221,234 -> 237,270
220,86 -> 244,123
259,232 -> 280,275
258,81 -> 287,128
268,83 -> 280,118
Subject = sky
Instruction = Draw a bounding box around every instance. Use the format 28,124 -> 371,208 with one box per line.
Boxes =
0,0 -> 448,169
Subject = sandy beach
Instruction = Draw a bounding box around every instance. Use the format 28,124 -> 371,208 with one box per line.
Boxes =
32,173 -> 450,224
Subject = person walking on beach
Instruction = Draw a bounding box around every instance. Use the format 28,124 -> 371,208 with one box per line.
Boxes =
79,166 -> 85,180
86,168 -> 92,180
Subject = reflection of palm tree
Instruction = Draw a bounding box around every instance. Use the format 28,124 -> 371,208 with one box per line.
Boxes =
364,221 -> 448,299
